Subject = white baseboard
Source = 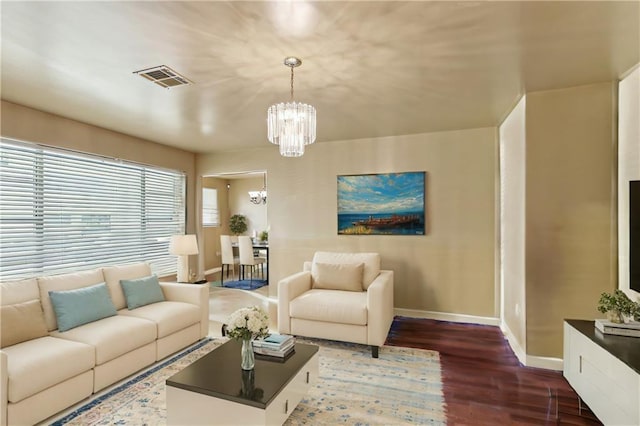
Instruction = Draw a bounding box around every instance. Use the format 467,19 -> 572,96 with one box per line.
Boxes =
394,308 -> 500,326
500,321 -> 563,371
524,355 -> 563,371
393,308 -> 563,371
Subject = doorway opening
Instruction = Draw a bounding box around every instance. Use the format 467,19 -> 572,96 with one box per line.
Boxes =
201,171 -> 268,287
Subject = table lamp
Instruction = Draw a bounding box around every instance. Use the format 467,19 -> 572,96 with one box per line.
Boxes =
169,234 -> 199,282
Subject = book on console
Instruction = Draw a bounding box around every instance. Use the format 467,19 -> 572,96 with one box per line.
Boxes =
595,319 -> 640,337
254,348 -> 295,362
253,344 -> 295,358
253,339 -> 295,354
253,333 -> 295,350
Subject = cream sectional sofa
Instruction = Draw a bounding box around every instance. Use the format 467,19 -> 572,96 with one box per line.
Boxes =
0,262 -> 209,426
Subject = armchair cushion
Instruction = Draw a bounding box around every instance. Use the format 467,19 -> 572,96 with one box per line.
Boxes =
312,252 -> 380,289
290,289 -> 368,326
311,262 -> 364,292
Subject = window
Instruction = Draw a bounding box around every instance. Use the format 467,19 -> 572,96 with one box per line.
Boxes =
0,138 -> 186,280
202,188 -> 219,227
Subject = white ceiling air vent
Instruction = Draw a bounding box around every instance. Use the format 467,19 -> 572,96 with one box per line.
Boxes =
133,65 -> 193,88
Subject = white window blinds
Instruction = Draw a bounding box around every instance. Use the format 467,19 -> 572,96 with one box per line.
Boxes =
0,139 -> 186,280
202,188 -> 219,227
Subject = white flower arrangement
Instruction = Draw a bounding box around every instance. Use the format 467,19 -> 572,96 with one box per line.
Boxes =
226,306 -> 270,341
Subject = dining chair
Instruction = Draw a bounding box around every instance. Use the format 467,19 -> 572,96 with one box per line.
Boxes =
238,236 -> 265,284
220,235 -> 239,284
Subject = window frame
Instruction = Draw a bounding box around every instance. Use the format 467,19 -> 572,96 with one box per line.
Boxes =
0,138 -> 187,280
202,187 -> 220,227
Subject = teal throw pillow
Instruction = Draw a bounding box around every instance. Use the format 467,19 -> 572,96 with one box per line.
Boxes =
120,275 -> 165,310
49,282 -> 117,332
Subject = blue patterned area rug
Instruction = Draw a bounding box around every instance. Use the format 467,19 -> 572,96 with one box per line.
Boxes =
221,279 -> 268,290
50,338 -> 446,425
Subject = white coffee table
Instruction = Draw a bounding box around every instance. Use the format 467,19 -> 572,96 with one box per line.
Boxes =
166,339 -> 318,425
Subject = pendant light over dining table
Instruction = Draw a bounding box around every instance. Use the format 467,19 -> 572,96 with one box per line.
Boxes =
267,57 -> 316,157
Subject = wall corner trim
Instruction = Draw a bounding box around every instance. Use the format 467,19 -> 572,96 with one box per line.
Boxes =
500,321 -> 564,371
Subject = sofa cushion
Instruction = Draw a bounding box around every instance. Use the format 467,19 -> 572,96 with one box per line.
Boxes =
0,300 -> 48,348
312,252 -> 380,289
38,269 -> 105,331
49,283 -> 117,332
289,289 -> 368,326
2,336 -> 94,403
103,263 -> 153,310
1,278 -> 39,306
118,301 -> 201,338
311,262 -> 364,292
50,315 -> 157,365
120,274 -> 165,309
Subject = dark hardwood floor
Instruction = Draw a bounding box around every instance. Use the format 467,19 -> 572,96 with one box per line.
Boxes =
385,317 -> 602,426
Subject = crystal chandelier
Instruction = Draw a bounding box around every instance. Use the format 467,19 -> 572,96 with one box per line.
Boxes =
248,190 -> 267,205
248,173 -> 267,205
267,57 -> 316,157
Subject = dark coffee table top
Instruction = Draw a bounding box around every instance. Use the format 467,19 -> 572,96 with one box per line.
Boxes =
166,339 -> 319,409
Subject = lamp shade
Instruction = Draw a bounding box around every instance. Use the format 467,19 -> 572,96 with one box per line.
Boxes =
169,234 -> 199,256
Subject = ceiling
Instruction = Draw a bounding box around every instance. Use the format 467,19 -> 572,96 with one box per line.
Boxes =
1,1 -> 638,154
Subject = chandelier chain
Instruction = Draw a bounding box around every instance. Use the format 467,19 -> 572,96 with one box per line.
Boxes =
290,66 -> 294,101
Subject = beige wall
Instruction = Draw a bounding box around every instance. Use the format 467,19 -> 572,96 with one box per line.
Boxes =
499,96 -> 527,349
197,128 -> 499,317
228,177 -> 268,238
525,82 -> 617,358
618,65 -> 640,300
0,100 -> 198,277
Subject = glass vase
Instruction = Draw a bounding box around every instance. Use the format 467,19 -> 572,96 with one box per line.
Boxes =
607,309 -> 623,324
241,338 -> 255,370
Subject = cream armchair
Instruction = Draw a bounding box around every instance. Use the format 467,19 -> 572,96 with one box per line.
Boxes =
278,252 -> 394,358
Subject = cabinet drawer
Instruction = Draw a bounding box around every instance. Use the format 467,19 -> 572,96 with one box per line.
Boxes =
265,352 -> 319,425
564,322 -> 639,426
582,346 -> 637,410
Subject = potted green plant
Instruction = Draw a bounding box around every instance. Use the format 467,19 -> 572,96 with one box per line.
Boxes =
229,214 -> 247,235
259,230 -> 268,243
597,289 -> 640,323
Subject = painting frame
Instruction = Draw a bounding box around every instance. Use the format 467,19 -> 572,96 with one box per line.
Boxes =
337,171 -> 426,236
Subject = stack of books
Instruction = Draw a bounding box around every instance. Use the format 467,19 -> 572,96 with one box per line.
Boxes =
595,319 -> 640,337
253,333 -> 295,358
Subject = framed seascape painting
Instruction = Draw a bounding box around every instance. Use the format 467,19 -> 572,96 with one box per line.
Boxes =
337,171 -> 426,235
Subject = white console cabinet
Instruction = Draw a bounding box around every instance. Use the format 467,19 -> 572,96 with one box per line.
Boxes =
563,320 -> 640,426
